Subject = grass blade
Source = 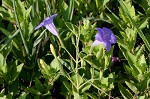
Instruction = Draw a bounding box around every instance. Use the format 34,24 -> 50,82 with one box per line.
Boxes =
12,0 -> 29,54
0,30 -> 19,51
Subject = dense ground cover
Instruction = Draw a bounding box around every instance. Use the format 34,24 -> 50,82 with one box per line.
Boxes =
0,0 -> 150,98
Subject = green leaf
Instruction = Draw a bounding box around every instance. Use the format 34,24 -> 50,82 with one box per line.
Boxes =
138,55 -> 147,73
25,88 -> 41,95
134,0 -> 150,10
80,83 -> 91,93
138,95 -> 146,99
61,1 -> 68,20
101,77 -> 108,87
0,30 -> 20,52
125,81 -> 139,94
63,81 -> 72,93
96,44 -> 104,59
1,41 -> 12,59
81,93 -> 88,99
6,92 -> 13,99
119,0 -> 135,24
59,59 -> 72,71
0,53 -> 7,76
35,78 -> 44,93
108,73 -> 115,89
84,59 -> 99,70
2,0 -> 13,9
118,83 -> 133,99
16,0 -> 26,21
61,0 -> 74,21
0,78 -> 4,84
135,45 -> 145,60
103,0 -> 110,6
139,77 -> 149,92
120,47 -> 141,77
73,91 -> 81,99
50,58 -> 61,71
139,17 -> 148,29
106,12 -> 122,30
95,0 -> 110,11
9,63 -> 24,82
38,59 -> 60,82
25,6 -> 32,19
126,51 -> 136,67
86,93 -> 97,99
0,7 -> 10,19
18,92 -> 27,99
0,27 -> 11,37
119,0 -> 150,52
68,0 -> 74,21
38,59 -> 51,79
95,0 -> 102,11
65,22 -> 78,34
124,63 -> 132,75
72,74 -> 84,87
100,73 -> 115,90
32,29 -> 46,55
0,89 -> 5,97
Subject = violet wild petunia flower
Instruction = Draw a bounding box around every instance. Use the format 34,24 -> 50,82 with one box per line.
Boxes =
35,14 -> 58,36
112,57 -> 119,63
93,27 -> 117,51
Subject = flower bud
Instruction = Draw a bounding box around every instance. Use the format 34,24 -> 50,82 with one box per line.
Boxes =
112,57 -> 119,64
40,59 -> 45,69
50,44 -> 56,58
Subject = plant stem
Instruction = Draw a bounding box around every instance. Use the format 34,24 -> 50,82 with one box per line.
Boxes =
57,35 -> 76,62
75,22 -> 81,93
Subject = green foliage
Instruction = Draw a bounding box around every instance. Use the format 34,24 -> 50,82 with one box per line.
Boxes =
0,0 -> 150,98
0,53 -> 7,77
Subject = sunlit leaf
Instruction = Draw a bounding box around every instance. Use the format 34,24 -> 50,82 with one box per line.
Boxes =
118,83 -> 133,99
125,81 -> 139,94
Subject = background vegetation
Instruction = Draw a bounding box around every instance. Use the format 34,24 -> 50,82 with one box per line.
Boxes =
0,0 -> 150,98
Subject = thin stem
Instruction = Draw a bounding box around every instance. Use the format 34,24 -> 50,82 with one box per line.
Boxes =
89,46 -> 94,54
91,83 -> 116,99
12,0 -> 29,54
65,71 -> 78,90
0,37 -> 6,44
57,35 -> 76,62
75,22 -> 81,92
75,29 -> 80,72
56,35 -> 78,90
79,79 -> 92,89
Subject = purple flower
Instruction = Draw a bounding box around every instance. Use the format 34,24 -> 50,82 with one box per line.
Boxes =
93,27 -> 117,51
112,57 -> 119,63
35,14 -> 58,36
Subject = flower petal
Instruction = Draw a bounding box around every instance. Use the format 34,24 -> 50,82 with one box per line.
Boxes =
49,14 -> 58,21
102,27 -> 117,43
95,28 -> 104,42
94,27 -> 117,51
45,22 -> 58,36
102,27 -> 112,41
110,33 -> 117,43
92,40 -> 103,46
35,14 -> 58,36
35,22 -> 44,30
102,27 -> 113,34
43,14 -> 58,24
104,42 -> 112,51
